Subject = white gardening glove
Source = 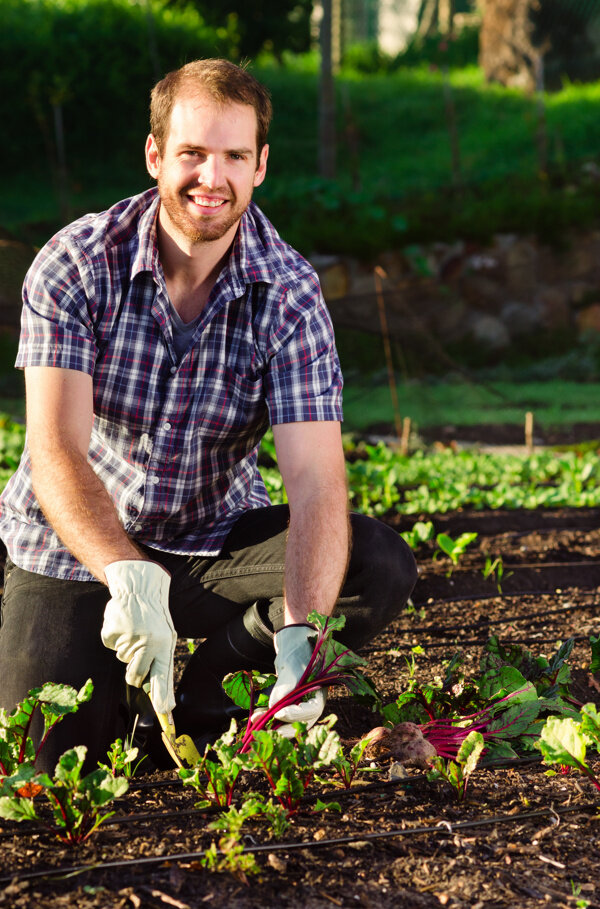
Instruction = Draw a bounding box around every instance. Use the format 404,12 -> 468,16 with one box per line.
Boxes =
101,560 -> 176,717
265,624 -> 326,736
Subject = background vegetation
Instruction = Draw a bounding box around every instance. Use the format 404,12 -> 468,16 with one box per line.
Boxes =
2,0 -> 600,436
4,0 -> 600,255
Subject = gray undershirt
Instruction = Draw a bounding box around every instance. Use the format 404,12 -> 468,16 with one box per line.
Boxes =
169,303 -> 201,361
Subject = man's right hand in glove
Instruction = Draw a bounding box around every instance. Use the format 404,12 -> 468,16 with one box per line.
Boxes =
101,560 -> 176,717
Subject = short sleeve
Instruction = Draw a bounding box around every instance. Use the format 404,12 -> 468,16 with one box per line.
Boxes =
16,236 -> 98,375
263,272 -> 343,425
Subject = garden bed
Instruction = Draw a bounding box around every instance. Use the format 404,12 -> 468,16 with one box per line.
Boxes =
1,503 -> 599,909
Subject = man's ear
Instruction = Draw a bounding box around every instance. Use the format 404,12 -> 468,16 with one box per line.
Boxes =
145,134 -> 161,180
253,143 -> 269,188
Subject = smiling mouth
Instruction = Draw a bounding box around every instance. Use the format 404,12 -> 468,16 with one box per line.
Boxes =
187,195 -> 228,210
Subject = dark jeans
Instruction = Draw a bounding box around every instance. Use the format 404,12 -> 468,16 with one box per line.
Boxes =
0,506 -> 417,771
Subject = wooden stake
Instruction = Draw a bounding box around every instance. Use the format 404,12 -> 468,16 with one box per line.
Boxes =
525,411 -> 534,453
374,266 -> 403,446
401,416 -> 411,457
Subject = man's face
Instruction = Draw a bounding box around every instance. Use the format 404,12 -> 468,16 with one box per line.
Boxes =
145,91 -> 269,246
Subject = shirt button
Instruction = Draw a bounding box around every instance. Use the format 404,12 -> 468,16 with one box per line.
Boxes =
148,475 -> 160,485
170,366 -> 177,375
163,422 -> 172,431
134,523 -> 143,532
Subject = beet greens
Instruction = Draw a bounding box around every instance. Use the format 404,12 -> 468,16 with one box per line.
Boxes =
222,611 -> 379,752
382,636 -> 583,761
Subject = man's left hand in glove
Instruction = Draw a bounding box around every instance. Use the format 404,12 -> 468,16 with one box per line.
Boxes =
254,623 -> 326,737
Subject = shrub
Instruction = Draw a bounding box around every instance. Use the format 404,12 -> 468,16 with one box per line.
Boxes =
0,0 -> 238,172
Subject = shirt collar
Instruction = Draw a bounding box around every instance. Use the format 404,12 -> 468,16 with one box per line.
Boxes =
130,188 -> 161,281
129,192 -> 279,292
230,203 -> 279,289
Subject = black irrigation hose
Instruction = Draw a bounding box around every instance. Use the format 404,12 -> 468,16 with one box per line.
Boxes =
404,633 -> 593,650
0,776 -> 423,842
411,590 -> 599,608
0,759 -> 548,843
409,598 -> 597,633
366,627 -> 595,652
0,806 -> 219,841
129,777 -> 184,792
419,559 -> 600,574
361,599 -> 598,651
1,801 -> 597,886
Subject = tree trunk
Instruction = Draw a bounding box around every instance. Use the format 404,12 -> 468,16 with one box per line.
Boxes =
417,0 -> 439,38
319,0 -> 336,179
438,0 -> 455,34
479,0 -> 539,91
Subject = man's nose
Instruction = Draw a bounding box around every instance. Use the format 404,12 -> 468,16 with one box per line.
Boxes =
197,154 -> 223,189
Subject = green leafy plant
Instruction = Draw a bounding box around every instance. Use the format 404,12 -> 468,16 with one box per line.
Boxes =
201,806 -> 263,883
400,520 -> 435,549
100,730 -> 145,779
224,612 -> 379,752
535,705 -> 600,793
589,635 -> 600,674
427,730 -> 484,801
482,555 -> 513,593
248,721 -> 341,814
482,635 -> 576,703
0,679 -> 93,778
180,721 -> 250,809
200,796 -> 288,881
404,644 -> 425,686
0,746 -> 128,844
382,637 -> 582,762
404,599 -> 427,621
570,880 -> 591,909
433,532 -> 478,575
317,736 -> 374,790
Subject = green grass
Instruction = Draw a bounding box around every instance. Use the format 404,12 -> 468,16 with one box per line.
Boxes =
341,378 -> 600,434
5,58 -> 600,252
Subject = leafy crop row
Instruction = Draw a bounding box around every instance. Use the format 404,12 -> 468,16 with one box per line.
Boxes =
1,617 -> 599,877
259,432 -> 600,515
1,418 -> 599,515
342,441 -> 600,515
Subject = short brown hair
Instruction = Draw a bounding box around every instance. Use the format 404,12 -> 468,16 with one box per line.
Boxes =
150,58 -> 272,158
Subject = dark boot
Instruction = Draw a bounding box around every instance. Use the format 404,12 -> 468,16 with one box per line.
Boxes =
174,601 -> 275,746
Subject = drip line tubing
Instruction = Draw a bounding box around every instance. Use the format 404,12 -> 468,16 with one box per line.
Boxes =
367,630 -> 593,652
0,756 -> 554,843
419,559 -> 599,574
129,777 -> 184,792
398,633 -> 592,650
411,590 -> 599,608
407,599 -> 596,634
0,776 -> 422,841
1,757 -> 544,842
501,525 -> 600,540
1,801 -> 596,886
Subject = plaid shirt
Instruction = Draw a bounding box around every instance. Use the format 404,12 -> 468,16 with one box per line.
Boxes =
0,189 -> 343,581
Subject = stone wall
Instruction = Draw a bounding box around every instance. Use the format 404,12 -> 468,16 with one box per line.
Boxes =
0,237 -> 36,330
2,229 -> 600,359
312,230 -> 600,356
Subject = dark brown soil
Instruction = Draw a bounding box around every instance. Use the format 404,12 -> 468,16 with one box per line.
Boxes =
406,422 -> 600,449
3,412 -> 600,908
1,502 -> 599,908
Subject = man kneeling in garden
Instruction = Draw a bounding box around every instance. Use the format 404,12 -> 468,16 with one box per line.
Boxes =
0,59 -> 417,771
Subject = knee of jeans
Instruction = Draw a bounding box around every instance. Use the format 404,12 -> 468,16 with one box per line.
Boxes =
350,515 -> 418,621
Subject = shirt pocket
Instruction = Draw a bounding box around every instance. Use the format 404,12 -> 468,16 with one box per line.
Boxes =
195,366 -> 266,443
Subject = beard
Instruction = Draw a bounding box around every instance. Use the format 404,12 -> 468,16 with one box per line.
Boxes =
157,176 -> 252,244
